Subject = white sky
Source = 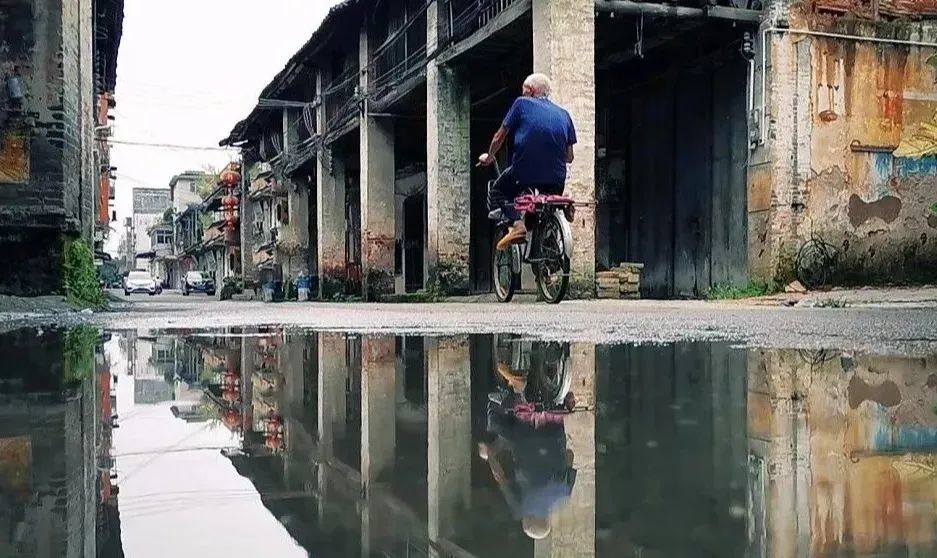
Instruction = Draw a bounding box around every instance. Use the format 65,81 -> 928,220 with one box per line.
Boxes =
107,0 -> 342,254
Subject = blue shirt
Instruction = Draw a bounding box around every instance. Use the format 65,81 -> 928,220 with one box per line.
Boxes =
503,97 -> 577,186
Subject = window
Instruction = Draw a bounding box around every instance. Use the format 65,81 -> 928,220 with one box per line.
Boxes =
155,230 -> 172,245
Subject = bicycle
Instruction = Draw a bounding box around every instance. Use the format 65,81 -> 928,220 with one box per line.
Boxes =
485,163 -> 575,304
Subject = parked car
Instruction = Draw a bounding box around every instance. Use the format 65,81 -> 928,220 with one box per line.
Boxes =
182,271 -> 216,296
123,271 -> 158,296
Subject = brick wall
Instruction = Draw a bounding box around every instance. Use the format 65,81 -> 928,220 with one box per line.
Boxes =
0,0 -> 97,295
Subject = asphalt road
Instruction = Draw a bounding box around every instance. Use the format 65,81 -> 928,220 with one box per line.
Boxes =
90,291 -> 937,357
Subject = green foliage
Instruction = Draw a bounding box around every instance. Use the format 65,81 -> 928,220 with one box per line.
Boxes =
194,166 -> 220,198
198,213 -> 214,232
929,202 -> 937,216
708,281 -> 776,300
63,326 -> 99,384
62,238 -> 105,308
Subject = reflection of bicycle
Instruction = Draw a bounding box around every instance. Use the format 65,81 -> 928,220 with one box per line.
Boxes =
486,163 -> 575,304
493,341 -> 574,414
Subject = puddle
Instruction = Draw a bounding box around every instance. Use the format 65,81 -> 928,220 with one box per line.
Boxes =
2,327 -> 937,557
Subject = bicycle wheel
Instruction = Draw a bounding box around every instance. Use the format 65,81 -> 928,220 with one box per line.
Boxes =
493,227 -> 519,302
534,214 -> 570,304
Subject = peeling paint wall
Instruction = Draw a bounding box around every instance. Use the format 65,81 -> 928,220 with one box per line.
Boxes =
805,33 -> 937,282
753,5 -> 937,284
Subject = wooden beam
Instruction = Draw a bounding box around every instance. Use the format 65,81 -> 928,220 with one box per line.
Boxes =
369,69 -> 427,113
436,0 -> 532,67
595,0 -> 763,22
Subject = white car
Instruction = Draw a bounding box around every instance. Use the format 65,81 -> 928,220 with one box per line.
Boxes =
123,271 -> 158,296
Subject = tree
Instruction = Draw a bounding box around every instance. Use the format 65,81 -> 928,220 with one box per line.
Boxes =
194,165 -> 221,198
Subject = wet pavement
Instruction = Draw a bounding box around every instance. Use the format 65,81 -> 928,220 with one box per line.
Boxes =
4,326 -> 937,557
81,297 -> 937,357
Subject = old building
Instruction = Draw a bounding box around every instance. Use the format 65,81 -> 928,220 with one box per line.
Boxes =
223,0 -> 937,300
0,0 -> 124,295
129,187 -> 171,271
152,170 -> 213,288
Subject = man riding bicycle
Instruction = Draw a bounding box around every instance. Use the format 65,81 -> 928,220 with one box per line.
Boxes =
478,73 -> 577,251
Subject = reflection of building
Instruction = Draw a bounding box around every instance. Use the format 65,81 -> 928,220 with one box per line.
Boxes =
0,328 -> 120,555
132,335 -> 177,404
748,351 -> 937,558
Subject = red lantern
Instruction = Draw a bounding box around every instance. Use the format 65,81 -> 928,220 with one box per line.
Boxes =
220,168 -> 241,188
264,436 -> 284,452
222,386 -> 240,404
223,409 -> 241,431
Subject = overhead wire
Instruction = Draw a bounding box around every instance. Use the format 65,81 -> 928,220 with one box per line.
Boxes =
108,139 -> 236,152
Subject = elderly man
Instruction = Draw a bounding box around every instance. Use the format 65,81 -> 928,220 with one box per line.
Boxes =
478,73 -> 577,250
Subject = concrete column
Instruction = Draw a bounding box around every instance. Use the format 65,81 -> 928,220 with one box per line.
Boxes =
361,335 -> 396,490
316,70 -> 347,299
283,108 -> 311,281
359,27 -> 396,300
239,159 -> 259,287
427,336 -> 471,550
532,0 -> 596,298
426,3 -> 471,295
536,343 -> 596,557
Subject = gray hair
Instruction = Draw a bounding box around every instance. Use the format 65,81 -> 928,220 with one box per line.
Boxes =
524,73 -> 552,98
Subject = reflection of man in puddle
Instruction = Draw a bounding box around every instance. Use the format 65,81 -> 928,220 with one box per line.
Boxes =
478,362 -> 577,540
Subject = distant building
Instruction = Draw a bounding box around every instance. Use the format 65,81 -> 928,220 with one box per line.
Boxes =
131,188 -> 171,272
169,171 -> 211,211
150,171 -> 215,289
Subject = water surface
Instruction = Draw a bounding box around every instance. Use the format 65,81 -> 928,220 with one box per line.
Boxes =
2,327 -> 937,557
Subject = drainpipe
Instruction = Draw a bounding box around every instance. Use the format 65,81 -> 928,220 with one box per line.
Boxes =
759,27 -> 937,146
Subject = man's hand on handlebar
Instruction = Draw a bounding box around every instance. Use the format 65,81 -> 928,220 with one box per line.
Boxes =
477,153 -> 494,167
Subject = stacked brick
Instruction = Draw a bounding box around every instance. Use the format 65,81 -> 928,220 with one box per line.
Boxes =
595,263 -> 643,299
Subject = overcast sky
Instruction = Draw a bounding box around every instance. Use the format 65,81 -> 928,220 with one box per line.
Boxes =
107,0 -> 340,254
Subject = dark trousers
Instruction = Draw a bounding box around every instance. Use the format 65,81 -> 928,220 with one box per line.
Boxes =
490,166 -> 564,222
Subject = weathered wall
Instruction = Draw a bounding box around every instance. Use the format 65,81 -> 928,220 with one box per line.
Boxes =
806,30 -> 937,282
753,4 -> 937,284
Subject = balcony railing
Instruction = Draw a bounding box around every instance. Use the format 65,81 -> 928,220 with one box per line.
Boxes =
438,0 -> 521,48
323,65 -> 360,142
369,6 -> 428,105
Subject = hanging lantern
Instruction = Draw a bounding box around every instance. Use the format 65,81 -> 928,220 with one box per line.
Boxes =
222,409 -> 241,431
222,370 -> 239,387
220,168 -> 241,188
264,435 -> 284,453
222,386 -> 240,404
